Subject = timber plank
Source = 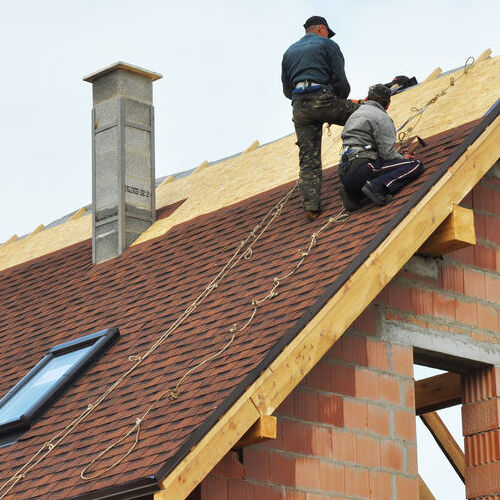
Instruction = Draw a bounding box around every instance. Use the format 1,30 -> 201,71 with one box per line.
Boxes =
234,415 -> 277,448
419,475 -> 436,500
415,372 -> 462,414
419,205 -> 475,255
420,411 -> 465,482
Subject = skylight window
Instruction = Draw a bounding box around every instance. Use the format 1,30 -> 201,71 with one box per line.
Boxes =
0,327 -> 118,442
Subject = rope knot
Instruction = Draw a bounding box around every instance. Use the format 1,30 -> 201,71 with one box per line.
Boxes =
129,355 -> 143,362
135,418 -> 142,426
168,390 -> 179,401
230,324 -> 238,333
251,299 -> 259,307
244,249 -> 253,260
299,249 -> 308,257
273,277 -> 280,284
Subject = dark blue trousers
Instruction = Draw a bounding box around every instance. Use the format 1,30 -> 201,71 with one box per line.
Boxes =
338,156 -> 424,201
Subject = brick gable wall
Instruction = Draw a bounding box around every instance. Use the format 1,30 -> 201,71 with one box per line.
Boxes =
197,171 -> 499,499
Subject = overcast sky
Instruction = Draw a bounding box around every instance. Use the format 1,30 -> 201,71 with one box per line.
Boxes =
0,2 -> 497,496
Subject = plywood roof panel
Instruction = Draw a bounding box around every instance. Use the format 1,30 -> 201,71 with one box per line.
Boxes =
1,53 -> 498,274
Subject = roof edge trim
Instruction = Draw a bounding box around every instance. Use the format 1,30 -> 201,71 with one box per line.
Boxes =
68,476 -> 158,500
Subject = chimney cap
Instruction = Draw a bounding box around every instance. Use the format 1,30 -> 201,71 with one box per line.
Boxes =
83,61 -> 163,83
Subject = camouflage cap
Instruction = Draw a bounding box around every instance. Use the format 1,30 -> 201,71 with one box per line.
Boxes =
367,84 -> 392,103
303,16 -> 335,38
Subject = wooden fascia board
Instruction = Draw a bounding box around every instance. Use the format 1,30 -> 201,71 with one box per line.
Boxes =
155,116 -> 500,500
420,411 -> 466,481
419,205 -> 476,256
234,415 -> 277,448
415,372 -> 462,415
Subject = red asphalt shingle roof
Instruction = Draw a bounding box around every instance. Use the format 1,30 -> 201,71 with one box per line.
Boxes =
0,116 -> 490,499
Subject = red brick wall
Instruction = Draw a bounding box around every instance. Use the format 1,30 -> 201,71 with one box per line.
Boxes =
378,175 -> 500,500
198,174 -> 500,500
198,306 -> 417,500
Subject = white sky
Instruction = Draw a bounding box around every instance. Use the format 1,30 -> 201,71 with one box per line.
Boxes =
0,1 -> 496,497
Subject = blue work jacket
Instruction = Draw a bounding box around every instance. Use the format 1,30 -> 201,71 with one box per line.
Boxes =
281,33 -> 351,100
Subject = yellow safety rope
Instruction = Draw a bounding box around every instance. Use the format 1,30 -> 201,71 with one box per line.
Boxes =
396,56 -> 476,145
0,184 -> 297,497
81,208 -> 349,481
0,55 -> 477,497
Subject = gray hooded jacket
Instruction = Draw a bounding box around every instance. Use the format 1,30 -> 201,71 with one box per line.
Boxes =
341,100 -> 404,161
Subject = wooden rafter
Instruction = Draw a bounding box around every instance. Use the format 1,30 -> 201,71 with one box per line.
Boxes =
154,116 -> 500,500
419,475 -> 436,500
420,411 -> 465,482
242,140 -> 259,154
419,205 -> 475,256
68,207 -> 87,221
234,415 -> 277,448
415,372 -> 462,415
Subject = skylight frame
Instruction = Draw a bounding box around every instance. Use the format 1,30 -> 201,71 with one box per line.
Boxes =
0,327 -> 119,439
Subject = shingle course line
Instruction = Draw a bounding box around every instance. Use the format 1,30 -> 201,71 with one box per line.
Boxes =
0,182 -> 299,498
0,117 -> 487,499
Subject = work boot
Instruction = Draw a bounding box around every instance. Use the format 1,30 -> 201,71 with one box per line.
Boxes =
361,181 -> 393,206
304,209 -> 321,221
339,186 -> 363,212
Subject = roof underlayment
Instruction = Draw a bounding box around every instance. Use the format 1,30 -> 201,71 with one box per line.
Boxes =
0,51 -> 498,271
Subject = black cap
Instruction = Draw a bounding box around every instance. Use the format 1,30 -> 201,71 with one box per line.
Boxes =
367,84 -> 392,103
303,16 -> 335,38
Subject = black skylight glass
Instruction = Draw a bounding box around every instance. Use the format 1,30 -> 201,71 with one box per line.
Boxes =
0,327 -> 119,441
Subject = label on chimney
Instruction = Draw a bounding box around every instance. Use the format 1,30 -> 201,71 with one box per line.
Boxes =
125,184 -> 151,198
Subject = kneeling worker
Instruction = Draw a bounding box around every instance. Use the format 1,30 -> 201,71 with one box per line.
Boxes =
339,84 -> 424,211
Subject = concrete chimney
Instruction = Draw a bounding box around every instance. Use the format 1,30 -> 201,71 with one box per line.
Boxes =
83,62 -> 162,264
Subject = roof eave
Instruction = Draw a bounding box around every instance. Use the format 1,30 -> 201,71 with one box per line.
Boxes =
67,476 -> 159,500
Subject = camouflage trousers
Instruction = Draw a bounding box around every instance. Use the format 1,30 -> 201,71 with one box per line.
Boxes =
293,90 -> 359,211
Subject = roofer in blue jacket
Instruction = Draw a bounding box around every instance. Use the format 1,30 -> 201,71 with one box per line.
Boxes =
281,16 -> 359,221
339,84 -> 424,211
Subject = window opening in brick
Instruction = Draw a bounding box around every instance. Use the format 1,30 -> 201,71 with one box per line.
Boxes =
414,364 -> 465,500
0,327 -> 119,445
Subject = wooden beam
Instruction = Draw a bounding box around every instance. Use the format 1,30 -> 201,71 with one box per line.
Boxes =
476,49 -> 492,63
156,116 -> 500,500
26,224 -> 45,238
420,411 -> 465,482
158,175 -> 175,188
234,415 -> 276,448
423,67 -> 442,83
0,234 -> 18,248
415,372 -> 462,415
193,161 -> 209,174
419,475 -> 436,500
68,207 -> 87,221
242,140 -> 259,154
419,205 -> 475,255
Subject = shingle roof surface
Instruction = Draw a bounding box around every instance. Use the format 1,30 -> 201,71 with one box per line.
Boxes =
0,117 -> 486,499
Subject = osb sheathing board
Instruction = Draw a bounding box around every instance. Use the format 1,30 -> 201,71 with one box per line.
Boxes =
1,52 -> 498,272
